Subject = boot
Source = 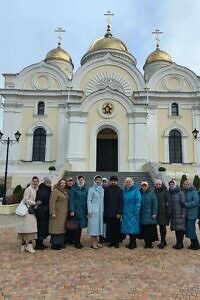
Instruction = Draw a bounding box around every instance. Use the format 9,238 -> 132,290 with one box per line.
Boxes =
188,239 -> 195,249
128,236 -> 137,249
191,239 -> 200,250
173,231 -> 183,249
91,237 -> 98,249
158,239 -> 167,249
26,243 -> 35,253
35,240 -> 45,250
144,241 -> 153,249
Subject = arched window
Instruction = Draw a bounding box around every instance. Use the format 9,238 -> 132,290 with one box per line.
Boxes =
37,101 -> 45,115
169,130 -> 182,163
32,128 -> 46,161
171,103 -> 179,116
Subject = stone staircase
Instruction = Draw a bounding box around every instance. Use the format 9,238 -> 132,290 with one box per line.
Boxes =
63,171 -> 154,188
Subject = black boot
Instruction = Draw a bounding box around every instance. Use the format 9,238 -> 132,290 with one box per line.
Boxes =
158,239 -> 167,249
191,239 -> 200,250
35,239 -> 46,250
188,239 -> 195,249
51,244 -> 62,250
173,231 -> 184,249
128,235 -> 137,249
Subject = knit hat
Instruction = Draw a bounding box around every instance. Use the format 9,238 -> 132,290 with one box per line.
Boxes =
102,178 -> 108,183
154,179 -> 162,186
110,175 -> 118,181
168,179 -> 176,186
141,181 -> 149,187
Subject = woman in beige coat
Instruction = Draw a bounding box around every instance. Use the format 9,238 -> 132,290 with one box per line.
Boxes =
49,178 -> 68,250
16,176 -> 39,253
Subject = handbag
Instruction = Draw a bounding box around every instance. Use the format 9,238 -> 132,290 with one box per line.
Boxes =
65,215 -> 79,231
16,199 -> 28,216
28,205 -> 35,214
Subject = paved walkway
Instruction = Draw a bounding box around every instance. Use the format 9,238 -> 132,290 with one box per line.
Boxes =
0,215 -> 200,299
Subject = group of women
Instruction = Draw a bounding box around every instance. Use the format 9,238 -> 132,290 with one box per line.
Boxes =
15,175 -> 200,253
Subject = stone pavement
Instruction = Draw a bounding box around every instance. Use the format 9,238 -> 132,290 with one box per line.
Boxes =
0,215 -> 200,300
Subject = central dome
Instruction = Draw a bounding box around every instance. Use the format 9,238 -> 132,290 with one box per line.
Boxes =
88,25 -> 128,53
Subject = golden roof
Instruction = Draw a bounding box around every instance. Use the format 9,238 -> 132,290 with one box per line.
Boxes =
88,25 -> 128,53
45,45 -> 73,64
145,47 -> 172,65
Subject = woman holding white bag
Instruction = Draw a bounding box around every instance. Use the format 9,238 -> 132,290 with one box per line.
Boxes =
16,176 -> 39,253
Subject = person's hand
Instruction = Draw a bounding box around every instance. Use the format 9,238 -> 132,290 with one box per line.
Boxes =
70,212 -> 75,217
88,213 -> 92,218
52,213 -> 56,218
116,214 -> 121,219
152,214 -> 157,219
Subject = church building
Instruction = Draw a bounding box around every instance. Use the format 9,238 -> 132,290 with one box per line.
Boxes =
1,17 -> 200,187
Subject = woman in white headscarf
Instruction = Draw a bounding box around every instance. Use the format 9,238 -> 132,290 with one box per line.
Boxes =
87,175 -> 104,249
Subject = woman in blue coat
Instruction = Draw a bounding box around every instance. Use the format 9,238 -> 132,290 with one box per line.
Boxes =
69,175 -> 88,249
183,180 -> 200,250
87,175 -> 104,249
140,181 -> 158,248
121,177 -> 142,249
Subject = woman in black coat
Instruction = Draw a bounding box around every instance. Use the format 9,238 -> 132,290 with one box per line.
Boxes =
35,177 -> 52,250
154,179 -> 170,249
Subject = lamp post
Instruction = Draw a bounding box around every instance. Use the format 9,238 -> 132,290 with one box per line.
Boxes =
192,128 -> 200,141
0,130 -> 21,205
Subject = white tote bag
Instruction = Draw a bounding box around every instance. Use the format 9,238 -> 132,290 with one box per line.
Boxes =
15,199 -> 28,216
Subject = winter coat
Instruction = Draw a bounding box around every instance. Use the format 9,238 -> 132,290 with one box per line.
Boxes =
121,184 -> 142,235
49,186 -> 68,235
183,187 -> 199,220
154,185 -> 170,225
140,189 -> 158,225
16,185 -> 37,234
35,183 -> 51,238
169,187 -> 186,231
104,185 -> 123,220
69,183 -> 88,229
87,184 -> 104,236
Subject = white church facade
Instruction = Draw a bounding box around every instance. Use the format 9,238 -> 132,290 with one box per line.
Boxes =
1,23 -> 200,187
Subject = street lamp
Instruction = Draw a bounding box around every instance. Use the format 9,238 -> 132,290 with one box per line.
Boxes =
192,128 -> 200,141
0,130 -> 21,205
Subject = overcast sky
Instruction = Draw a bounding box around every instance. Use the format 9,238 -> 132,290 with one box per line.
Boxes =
1,0 -> 200,130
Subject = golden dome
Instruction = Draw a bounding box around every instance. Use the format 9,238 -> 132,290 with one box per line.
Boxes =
45,45 -> 73,64
88,25 -> 128,53
145,48 -> 172,65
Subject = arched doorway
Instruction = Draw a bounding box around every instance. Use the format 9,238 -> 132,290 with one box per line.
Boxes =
96,128 -> 118,171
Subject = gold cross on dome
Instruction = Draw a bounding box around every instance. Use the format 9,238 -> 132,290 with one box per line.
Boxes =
152,29 -> 163,49
55,27 -> 66,46
104,10 -> 114,26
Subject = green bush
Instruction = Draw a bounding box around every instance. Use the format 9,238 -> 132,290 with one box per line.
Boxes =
49,166 -> 56,171
158,166 -> 166,172
193,175 -> 200,191
180,174 -> 187,189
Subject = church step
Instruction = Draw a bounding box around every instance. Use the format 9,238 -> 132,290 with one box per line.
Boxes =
63,171 -> 154,188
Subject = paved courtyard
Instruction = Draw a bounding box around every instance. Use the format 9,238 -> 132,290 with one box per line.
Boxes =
0,215 -> 200,300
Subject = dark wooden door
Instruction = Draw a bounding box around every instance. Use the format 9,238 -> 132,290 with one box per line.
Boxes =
96,139 -> 118,171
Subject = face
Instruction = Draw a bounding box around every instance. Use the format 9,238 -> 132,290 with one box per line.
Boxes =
141,185 -> 148,192
183,182 -> 191,189
155,183 -> 162,189
66,180 -> 73,187
59,180 -> 66,189
169,182 -> 175,189
78,177 -> 84,185
32,178 -> 39,189
110,180 -> 117,186
124,179 -> 132,188
45,180 -> 51,187
95,178 -> 102,185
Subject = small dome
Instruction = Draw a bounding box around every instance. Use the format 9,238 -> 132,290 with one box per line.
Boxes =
88,25 -> 128,53
45,45 -> 73,64
145,48 -> 172,66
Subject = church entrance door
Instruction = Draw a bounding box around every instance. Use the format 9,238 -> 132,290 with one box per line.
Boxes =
96,128 -> 118,171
